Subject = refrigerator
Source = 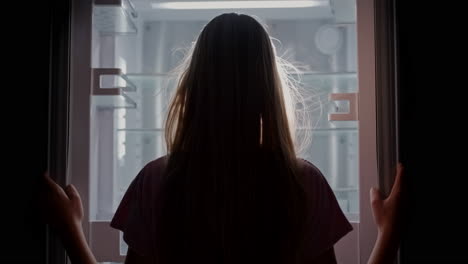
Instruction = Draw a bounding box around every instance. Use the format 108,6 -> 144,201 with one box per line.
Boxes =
63,0 -> 399,263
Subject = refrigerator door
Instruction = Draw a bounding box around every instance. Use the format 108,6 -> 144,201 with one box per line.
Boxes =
69,0 -> 380,263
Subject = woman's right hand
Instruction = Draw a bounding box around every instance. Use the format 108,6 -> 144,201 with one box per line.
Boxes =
370,163 -> 404,237
42,173 -> 84,236
367,163 -> 404,264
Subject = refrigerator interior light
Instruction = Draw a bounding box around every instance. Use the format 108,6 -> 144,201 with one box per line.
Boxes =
151,0 -> 329,10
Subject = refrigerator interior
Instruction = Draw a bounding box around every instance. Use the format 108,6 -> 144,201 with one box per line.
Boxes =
89,0 -> 359,254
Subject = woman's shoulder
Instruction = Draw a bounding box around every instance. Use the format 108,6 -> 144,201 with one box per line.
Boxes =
142,155 -> 168,172
296,158 -> 334,195
134,155 -> 169,186
297,158 -> 326,180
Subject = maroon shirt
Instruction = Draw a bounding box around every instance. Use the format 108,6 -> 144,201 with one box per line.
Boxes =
111,156 -> 353,261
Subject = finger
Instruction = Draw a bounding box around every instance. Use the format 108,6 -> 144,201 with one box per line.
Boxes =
43,173 -> 69,200
370,187 -> 383,208
43,172 -> 55,186
65,184 -> 81,203
43,172 -> 62,192
390,163 -> 404,197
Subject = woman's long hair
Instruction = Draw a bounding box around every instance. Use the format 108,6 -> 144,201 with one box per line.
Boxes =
156,13 -> 308,264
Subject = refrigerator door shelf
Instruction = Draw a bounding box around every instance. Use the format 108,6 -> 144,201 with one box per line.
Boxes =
92,68 -> 137,109
328,93 -> 358,121
93,0 -> 138,34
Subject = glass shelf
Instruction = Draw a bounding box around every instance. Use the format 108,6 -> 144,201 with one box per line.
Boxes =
300,71 -> 356,81
93,0 -> 138,34
125,71 -> 356,95
126,72 -> 356,83
93,93 -> 136,109
126,73 -> 177,92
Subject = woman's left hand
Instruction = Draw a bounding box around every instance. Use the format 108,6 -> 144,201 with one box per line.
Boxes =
42,173 -> 84,236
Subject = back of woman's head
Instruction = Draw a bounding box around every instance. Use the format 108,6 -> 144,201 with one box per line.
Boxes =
157,13 -> 307,264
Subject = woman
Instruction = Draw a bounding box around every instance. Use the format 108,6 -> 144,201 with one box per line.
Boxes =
43,13 -> 403,264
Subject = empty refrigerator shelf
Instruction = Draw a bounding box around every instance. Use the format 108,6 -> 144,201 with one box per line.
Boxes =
93,93 -> 137,109
92,68 -> 138,109
126,74 -> 178,96
125,71 -> 357,91
116,128 -> 165,132
93,0 -> 138,34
